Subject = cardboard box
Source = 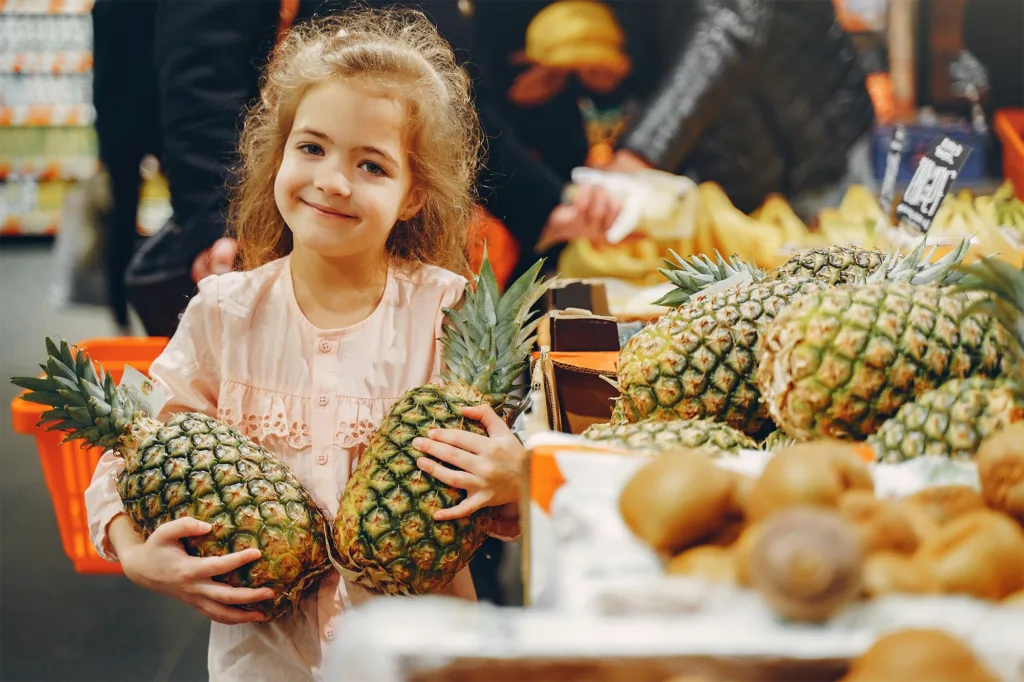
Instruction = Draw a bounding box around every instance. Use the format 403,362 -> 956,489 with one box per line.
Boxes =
539,278 -> 611,317
537,351 -> 619,434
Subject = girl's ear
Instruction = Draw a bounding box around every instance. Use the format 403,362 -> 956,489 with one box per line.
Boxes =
399,188 -> 426,222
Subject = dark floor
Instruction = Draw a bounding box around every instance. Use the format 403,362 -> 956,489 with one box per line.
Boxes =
1,241 -> 210,682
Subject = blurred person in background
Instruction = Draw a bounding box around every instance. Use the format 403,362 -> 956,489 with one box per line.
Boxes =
120,0 -> 621,342
90,0 -> 162,330
479,0 -> 876,219
962,0 -> 1024,179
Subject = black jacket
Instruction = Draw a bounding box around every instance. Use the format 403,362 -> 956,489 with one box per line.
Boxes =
471,0 -> 873,214
126,0 -> 563,284
620,0 -> 876,212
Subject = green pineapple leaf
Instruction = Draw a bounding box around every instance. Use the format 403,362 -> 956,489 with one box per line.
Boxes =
654,249 -> 765,307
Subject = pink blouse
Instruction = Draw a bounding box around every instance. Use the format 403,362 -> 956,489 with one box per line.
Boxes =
84,255 -> 478,681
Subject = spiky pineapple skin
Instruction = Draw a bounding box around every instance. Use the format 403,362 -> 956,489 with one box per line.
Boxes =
766,246 -> 887,286
616,277 -> 827,438
581,418 -> 757,455
760,429 -> 799,451
757,282 -> 1013,441
867,377 -> 1024,462
115,412 -> 334,620
334,384 -> 495,595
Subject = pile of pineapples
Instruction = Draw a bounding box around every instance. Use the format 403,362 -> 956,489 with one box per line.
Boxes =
581,239 -> 1024,465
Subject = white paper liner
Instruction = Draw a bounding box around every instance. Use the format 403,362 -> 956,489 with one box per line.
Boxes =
325,594 -> 1024,682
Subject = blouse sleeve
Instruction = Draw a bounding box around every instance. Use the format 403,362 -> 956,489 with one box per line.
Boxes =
84,274 -> 224,560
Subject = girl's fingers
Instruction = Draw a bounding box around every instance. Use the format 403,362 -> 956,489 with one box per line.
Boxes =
432,492 -> 488,521
192,581 -> 277,606
459,404 -> 508,436
414,433 -> 487,468
188,548 -> 263,580
191,596 -> 268,625
415,456 -> 477,491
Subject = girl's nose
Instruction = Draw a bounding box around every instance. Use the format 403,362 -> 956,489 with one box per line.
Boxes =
315,167 -> 352,197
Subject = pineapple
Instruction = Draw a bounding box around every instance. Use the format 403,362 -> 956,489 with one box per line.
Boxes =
334,256 -> 550,595
618,242 -> 970,439
867,376 -> 1024,462
655,238 -> 970,307
618,276 -> 829,438
766,245 -> 889,286
761,429 -> 798,452
581,418 -> 757,456
10,339 -> 333,620
756,281 -> 1014,441
868,258 -> 1024,461
762,237 -> 968,288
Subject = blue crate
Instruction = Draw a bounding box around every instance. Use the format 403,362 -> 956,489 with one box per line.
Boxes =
872,123 -> 989,184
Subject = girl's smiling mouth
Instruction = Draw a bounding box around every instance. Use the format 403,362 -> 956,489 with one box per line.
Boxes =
301,199 -> 356,219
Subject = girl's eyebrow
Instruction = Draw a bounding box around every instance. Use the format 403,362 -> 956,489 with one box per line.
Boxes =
356,145 -> 398,167
292,129 -> 396,166
294,127 -> 331,142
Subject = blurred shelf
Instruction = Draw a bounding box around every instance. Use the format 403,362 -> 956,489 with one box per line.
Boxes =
0,0 -> 93,14
1,211 -> 59,235
0,104 -> 94,126
0,51 -> 92,73
0,155 -> 97,180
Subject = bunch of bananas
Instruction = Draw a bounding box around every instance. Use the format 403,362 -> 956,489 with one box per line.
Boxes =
557,178 -> 1023,285
896,180 -> 1023,267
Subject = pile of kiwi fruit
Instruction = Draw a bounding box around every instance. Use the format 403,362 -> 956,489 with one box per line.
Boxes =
618,425 -> 1024,624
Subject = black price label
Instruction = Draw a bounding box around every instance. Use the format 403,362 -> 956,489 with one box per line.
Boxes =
895,136 -> 972,233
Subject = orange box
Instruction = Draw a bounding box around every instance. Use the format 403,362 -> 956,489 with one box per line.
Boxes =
10,336 -> 169,574
994,109 -> 1024,200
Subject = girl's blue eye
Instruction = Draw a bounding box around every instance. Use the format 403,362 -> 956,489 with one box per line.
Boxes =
359,161 -> 386,176
299,143 -> 324,156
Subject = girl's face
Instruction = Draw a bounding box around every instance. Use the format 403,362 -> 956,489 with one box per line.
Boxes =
274,80 -> 419,262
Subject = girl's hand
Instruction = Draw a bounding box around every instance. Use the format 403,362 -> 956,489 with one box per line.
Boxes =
116,516 -> 275,625
413,404 -> 526,521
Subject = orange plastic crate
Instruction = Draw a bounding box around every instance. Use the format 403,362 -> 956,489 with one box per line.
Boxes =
10,336 -> 169,574
994,108 -> 1024,200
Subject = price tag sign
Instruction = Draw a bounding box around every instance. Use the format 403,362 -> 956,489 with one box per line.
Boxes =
119,365 -> 169,418
895,136 -> 973,233
878,125 -> 906,220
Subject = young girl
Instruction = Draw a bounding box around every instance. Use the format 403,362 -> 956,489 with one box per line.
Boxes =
84,8 -> 526,680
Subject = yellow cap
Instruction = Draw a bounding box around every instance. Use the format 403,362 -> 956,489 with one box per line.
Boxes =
519,1 -> 630,73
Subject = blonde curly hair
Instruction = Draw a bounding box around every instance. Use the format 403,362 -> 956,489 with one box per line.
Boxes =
229,6 -> 482,274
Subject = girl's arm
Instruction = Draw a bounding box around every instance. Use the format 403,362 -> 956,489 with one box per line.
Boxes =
437,566 -> 478,602
85,274 -> 223,561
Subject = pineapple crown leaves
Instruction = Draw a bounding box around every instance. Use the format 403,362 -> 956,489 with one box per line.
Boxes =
953,257 -> 1024,376
440,248 -> 553,414
10,337 -> 135,448
855,236 -> 972,286
653,249 -> 765,307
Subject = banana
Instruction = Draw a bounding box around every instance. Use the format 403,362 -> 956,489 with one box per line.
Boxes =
838,184 -> 885,228
817,208 -> 874,248
694,183 -> 720,258
757,194 -> 810,246
700,182 -> 786,269
992,178 -> 1017,203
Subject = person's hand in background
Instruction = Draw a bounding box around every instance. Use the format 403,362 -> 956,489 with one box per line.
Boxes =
536,183 -> 623,253
191,237 -> 238,283
597,148 -> 653,174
